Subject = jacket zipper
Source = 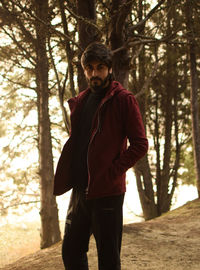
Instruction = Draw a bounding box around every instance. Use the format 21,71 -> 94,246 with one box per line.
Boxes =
86,95 -> 113,198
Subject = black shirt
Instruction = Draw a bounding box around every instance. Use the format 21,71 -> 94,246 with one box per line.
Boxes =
71,87 -> 108,190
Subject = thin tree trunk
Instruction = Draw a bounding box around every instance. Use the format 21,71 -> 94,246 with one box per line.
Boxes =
133,0 -> 157,220
58,0 -> 76,98
157,0 -> 174,215
189,45 -> 200,197
185,0 -> 200,197
168,92 -> 181,203
34,0 -> 61,249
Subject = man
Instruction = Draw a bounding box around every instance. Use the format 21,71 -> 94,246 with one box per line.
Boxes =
53,42 -> 148,270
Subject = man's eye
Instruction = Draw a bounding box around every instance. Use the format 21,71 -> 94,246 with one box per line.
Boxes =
86,66 -> 92,71
98,65 -> 104,70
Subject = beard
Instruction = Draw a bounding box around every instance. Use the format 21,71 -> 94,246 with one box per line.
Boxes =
88,73 -> 112,92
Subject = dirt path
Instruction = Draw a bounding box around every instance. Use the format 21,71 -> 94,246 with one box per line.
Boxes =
1,199 -> 200,270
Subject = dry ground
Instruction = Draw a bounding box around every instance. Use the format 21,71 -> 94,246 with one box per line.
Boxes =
1,199 -> 200,270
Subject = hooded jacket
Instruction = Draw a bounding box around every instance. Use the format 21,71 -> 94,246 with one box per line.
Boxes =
53,81 -> 148,199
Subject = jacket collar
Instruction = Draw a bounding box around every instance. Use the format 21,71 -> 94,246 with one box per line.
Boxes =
68,81 -> 123,110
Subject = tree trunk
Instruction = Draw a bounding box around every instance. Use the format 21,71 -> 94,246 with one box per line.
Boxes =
133,0 -> 181,218
109,0 -> 132,88
76,0 -> 99,92
185,0 -> 200,197
134,156 -> 158,220
133,0 -> 157,220
34,0 -> 61,249
157,53 -> 173,214
189,44 -> 200,197
156,0 -> 174,215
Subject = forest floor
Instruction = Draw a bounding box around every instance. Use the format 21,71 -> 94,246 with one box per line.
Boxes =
1,198 -> 200,270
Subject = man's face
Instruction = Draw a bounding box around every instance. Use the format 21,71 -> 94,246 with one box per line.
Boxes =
83,60 -> 112,90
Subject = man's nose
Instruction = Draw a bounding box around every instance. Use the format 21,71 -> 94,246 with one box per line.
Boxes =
92,68 -> 98,77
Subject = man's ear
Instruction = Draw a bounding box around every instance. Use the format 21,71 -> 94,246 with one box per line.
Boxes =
109,67 -> 112,74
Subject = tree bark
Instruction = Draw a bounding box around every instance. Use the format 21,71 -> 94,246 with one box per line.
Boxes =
133,0 -> 157,220
76,0 -> 100,92
34,0 -> 61,249
134,156 -> 158,220
185,0 -> 200,197
109,0 -> 132,88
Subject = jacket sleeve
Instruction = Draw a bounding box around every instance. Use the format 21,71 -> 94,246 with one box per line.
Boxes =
112,92 -> 148,175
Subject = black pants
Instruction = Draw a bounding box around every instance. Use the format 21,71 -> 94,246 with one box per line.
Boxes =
62,190 -> 124,270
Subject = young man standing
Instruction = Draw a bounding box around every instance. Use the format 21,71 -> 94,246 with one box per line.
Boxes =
53,42 -> 148,270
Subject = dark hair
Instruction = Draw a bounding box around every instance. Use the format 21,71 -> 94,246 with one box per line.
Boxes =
81,42 -> 112,68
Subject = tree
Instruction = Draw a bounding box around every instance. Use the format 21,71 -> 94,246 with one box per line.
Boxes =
0,0 -> 61,248
34,0 -> 61,248
125,0 -> 193,219
132,1 -> 158,220
184,0 -> 200,197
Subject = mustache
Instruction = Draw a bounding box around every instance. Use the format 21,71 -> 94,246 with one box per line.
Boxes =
90,76 -> 102,82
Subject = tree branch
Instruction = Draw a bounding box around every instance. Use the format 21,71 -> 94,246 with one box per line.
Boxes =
48,37 -> 70,134
111,35 -> 188,55
7,0 -> 81,50
64,3 -> 102,42
58,0 -> 76,97
2,26 -> 36,66
1,200 -> 40,212
0,73 -> 36,92
130,0 -> 166,32
0,0 -> 36,45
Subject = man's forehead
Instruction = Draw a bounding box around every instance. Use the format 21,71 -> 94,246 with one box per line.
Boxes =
85,60 -> 106,67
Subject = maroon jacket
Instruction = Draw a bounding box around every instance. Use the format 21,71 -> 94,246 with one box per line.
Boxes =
53,81 -> 148,199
